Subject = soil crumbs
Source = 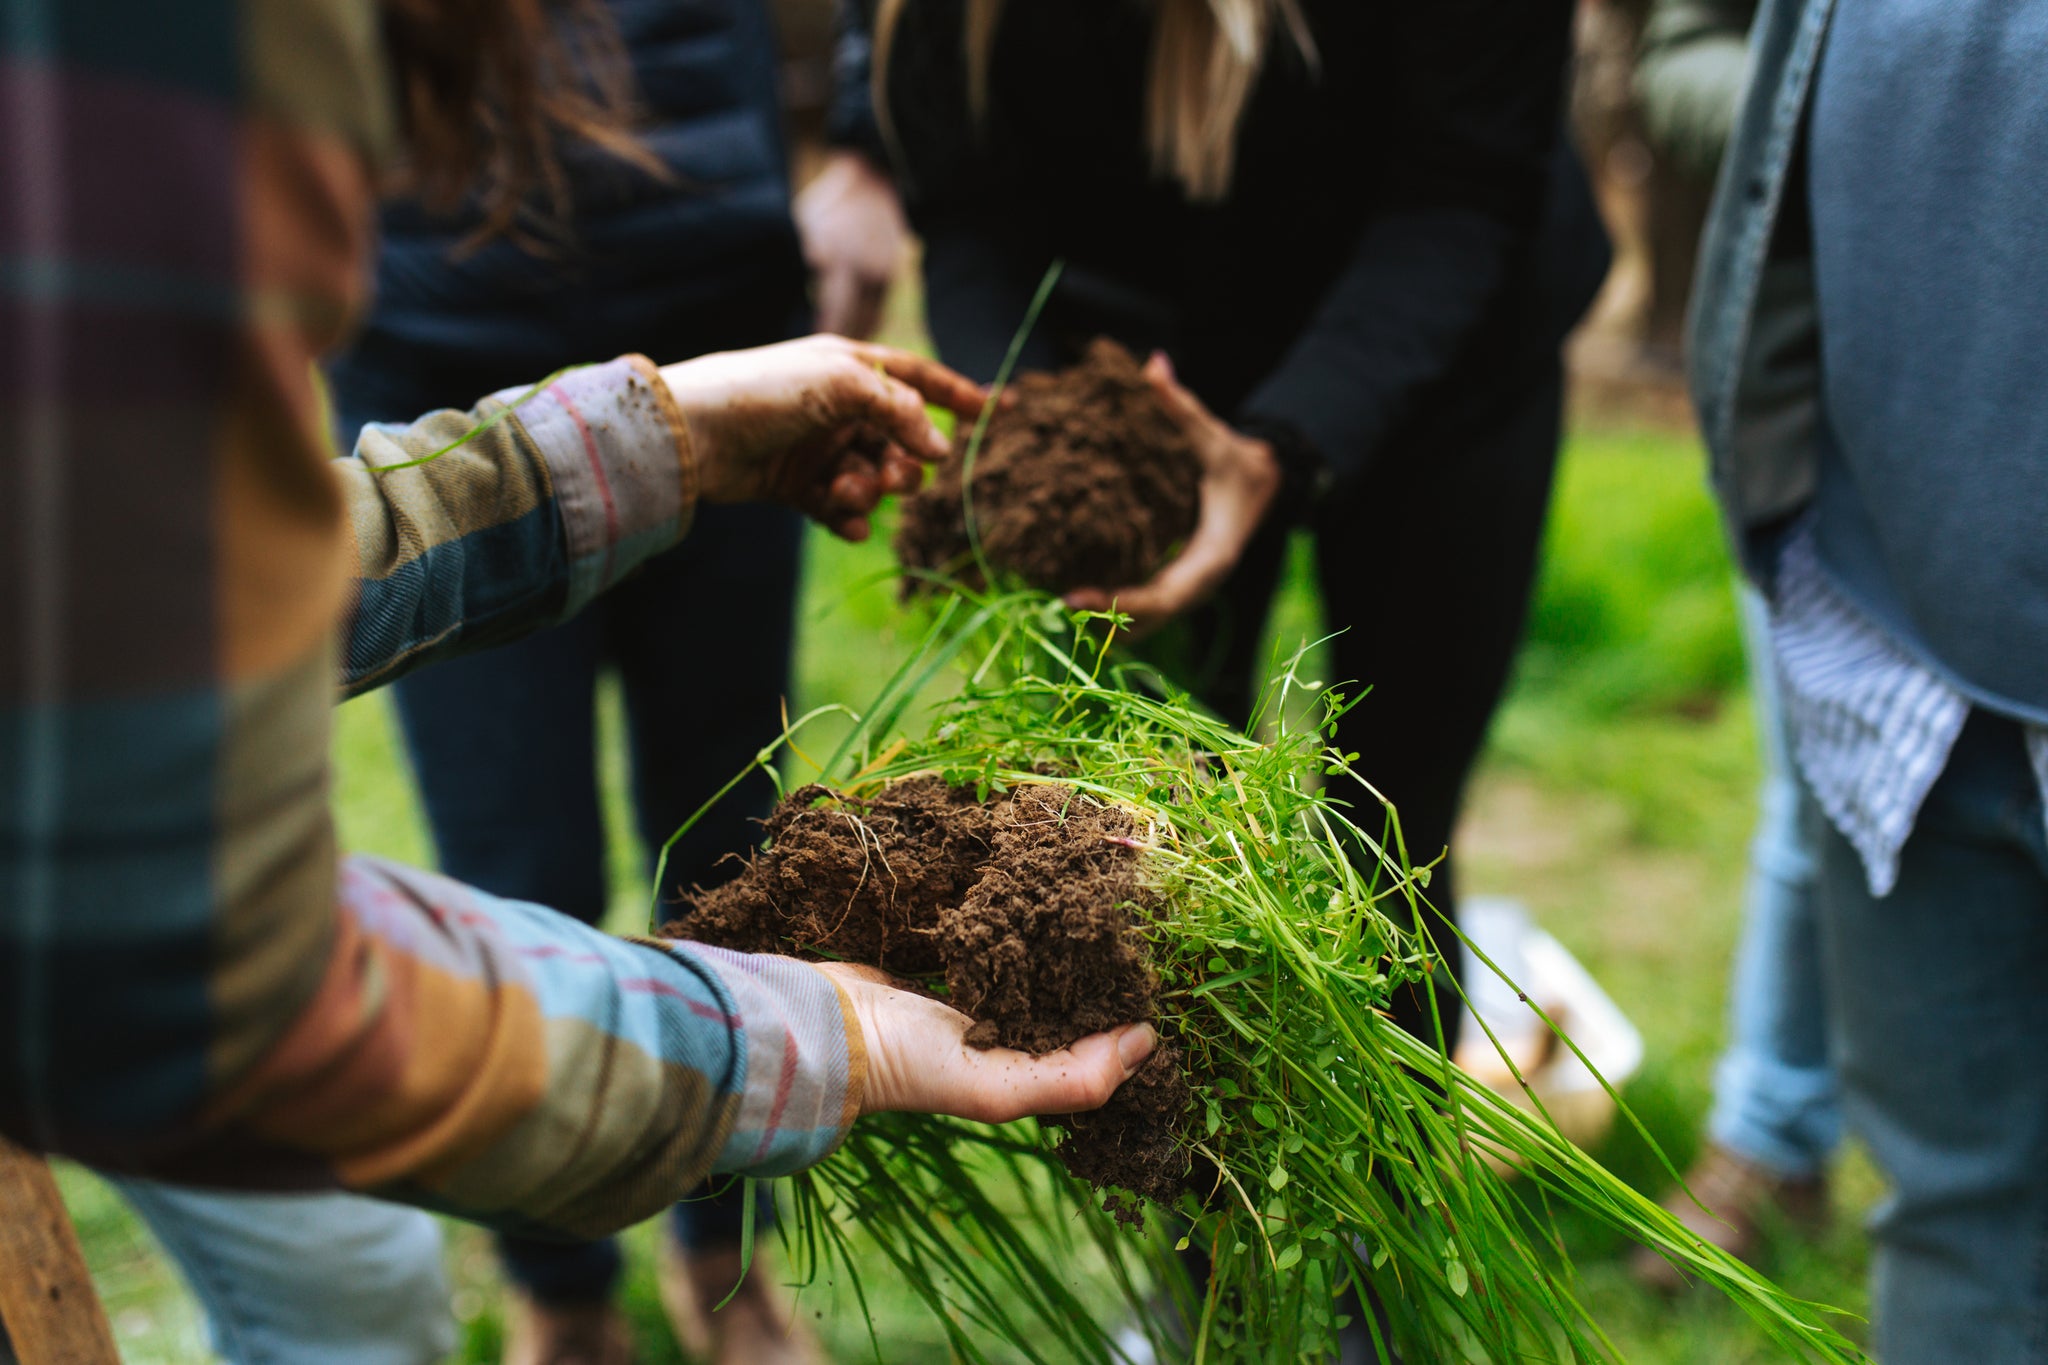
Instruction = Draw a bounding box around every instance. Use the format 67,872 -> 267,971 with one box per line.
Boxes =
894,338 -> 1202,596
664,777 -> 1190,1219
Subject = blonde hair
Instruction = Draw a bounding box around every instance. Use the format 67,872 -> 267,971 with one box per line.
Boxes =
873,0 -> 1316,201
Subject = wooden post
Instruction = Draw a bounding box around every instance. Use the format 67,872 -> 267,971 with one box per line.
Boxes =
0,1137 -> 119,1365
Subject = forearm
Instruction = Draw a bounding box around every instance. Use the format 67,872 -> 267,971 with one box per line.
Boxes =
337,355 -> 698,696
260,859 -> 861,1233
2,628 -> 859,1234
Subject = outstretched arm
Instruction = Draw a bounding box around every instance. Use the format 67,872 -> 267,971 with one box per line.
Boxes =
336,335 -> 980,695
0,3 -> 1143,1236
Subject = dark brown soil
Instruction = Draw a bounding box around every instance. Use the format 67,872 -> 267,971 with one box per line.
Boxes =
672,777 -> 993,977
664,777 -> 1191,1216
894,338 -> 1202,595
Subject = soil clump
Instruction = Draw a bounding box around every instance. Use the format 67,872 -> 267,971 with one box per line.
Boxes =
665,777 -> 1191,1216
673,776 -> 991,977
894,338 -> 1201,595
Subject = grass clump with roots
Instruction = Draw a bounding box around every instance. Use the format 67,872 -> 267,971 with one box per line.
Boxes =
651,585 -> 1863,1364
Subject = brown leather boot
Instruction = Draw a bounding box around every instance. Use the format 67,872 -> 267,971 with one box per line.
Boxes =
501,1293 -> 635,1365
1628,1142 -> 1829,1293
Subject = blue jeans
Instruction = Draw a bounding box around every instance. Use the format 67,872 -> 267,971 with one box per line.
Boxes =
1706,590 -> 1841,1178
110,1178 -> 453,1365
1814,712 -> 2048,1363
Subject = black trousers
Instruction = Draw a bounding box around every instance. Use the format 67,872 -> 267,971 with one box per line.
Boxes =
1181,357 -> 1566,1055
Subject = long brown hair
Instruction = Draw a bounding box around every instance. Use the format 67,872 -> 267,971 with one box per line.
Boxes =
873,0 -> 1317,201
379,0 -> 660,242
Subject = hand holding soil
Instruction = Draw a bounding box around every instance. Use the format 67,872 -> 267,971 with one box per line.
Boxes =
660,335 -> 986,541
893,340 -> 1278,633
896,339 -> 1203,596
814,962 -> 1156,1122
1063,351 -> 1281,636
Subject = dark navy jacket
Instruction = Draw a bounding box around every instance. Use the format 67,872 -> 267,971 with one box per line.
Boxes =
329,0 -> 829,427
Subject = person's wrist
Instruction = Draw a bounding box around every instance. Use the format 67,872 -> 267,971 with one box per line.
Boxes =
1236,434 -> 1282,512
630,354 -> 704,513
656,360 -> 742,504
812,962 -> 872,1120
1233,415 -> 1326,524
823,146 -> 889,186
1242,433 -> 1279,480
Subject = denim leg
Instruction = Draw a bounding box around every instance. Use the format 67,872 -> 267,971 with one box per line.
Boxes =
1813,714 -> 2048,1364
1707,588 -> 1840,1176
1707,773 -> 1838,1176
111,1179 -> 452,1365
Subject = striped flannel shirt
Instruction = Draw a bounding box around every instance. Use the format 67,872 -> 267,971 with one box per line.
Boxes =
1772,531 -> 2048,898
0,0 -> 862,1234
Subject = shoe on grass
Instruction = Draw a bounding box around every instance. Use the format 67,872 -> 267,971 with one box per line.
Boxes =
501,1293 -> 635,1365
1627,1142 -> 1828,1293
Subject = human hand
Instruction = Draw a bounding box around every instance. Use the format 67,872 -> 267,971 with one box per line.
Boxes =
1064,352 -> 1281,636
794,150 -> 909,341
661,335 -> 985,542
814,962 -> 1158,1121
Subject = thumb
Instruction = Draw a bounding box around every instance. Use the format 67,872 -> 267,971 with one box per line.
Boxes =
1142,349 -> 1218,431
963,1023 -> 1159,1123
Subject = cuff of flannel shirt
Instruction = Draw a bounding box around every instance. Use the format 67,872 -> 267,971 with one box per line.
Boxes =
681,947 -> 867,1176
489,355 -> 699,620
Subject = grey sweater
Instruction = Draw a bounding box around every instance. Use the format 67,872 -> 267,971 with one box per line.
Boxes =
1804,0 -> 2048,722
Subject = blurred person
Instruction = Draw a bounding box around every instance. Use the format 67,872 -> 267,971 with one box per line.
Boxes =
1684,0 -> 2048,1357
0,14 -> 1155,1365
860,0 -> 1610,1051
102,0 -> 907,1357
317,3 -> 903,1361
1626,0 -> 1840,1293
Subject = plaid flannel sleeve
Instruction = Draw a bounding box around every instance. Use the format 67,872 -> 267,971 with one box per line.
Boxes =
0,0 -> 863,1233
336,358 -> 701,695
